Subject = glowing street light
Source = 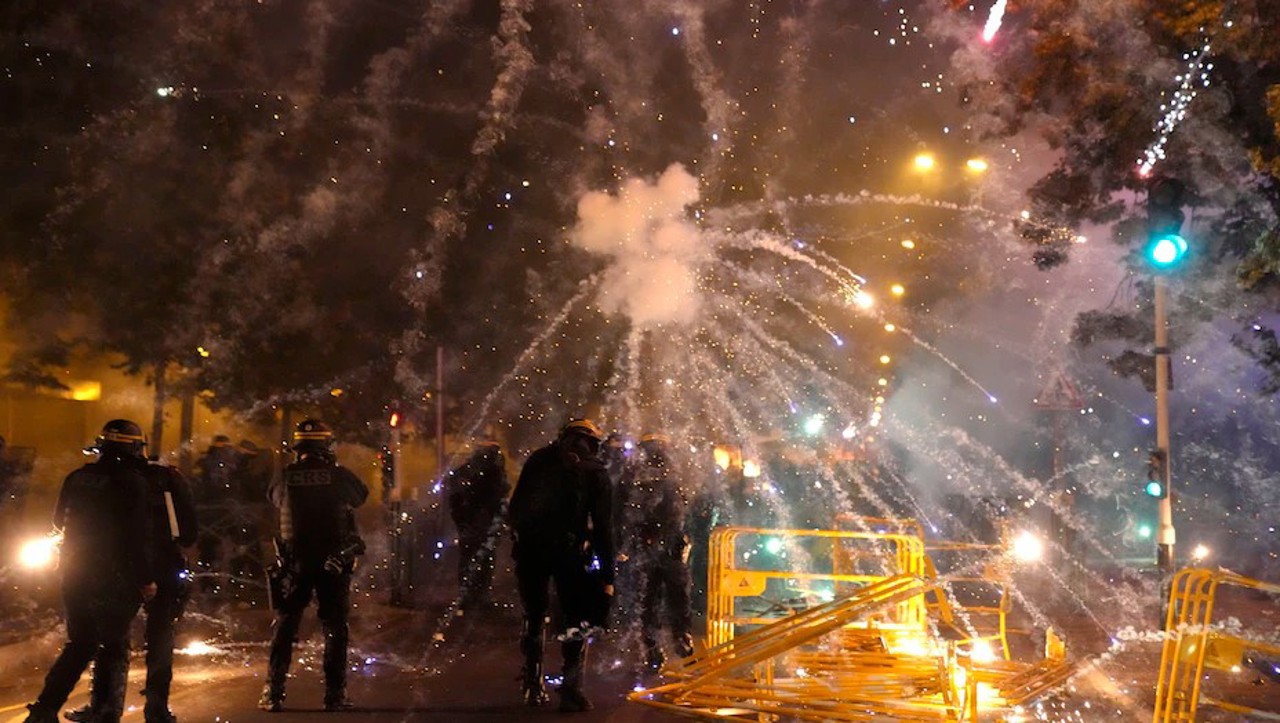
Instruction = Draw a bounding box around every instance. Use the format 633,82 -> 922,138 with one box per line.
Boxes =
913,153 -> 937,172
852,290 -> 874,310
1010,530 -> 1044,563
965,158 -> 990,173
1191,543 -> 1211,562
890,284 -> 905,297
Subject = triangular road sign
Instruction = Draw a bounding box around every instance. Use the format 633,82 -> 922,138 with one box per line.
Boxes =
1035,369 -> 1084,410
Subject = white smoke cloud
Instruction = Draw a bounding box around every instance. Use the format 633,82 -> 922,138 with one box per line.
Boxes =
570,163 -> 710,328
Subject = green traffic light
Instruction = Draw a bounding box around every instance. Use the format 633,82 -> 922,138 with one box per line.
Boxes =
1145,480 -> 1164,498
1147,233 -> 1188,268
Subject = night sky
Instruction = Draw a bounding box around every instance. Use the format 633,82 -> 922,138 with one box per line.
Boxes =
3,1 -> 1279,573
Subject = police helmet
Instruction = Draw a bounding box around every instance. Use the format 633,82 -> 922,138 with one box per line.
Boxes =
292,419 -> 335,452
97,419 -> 147,458
560,418 -> 604,442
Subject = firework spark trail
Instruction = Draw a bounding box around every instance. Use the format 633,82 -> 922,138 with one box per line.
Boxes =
407,0 -> 536,315
734,268 -> 846,347
759,1 -> 820,199
981,0 -> 1007,43
458,276 -> 602,448
720,193 -> 1079,246
731,311 -> 867,420
722,230 -> 866,298
619,326 -> 646,433
668,2 -> 738,184
913,421 -> 1155,615
1137,34 -> 1214,177
892,323 -> 1000,404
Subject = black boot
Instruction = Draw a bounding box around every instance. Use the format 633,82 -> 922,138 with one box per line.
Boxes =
257,686 -> 283,713
143,705 -> 178,723
23,705 -> 58,723
90,646 -> 128,723
321,620 -> 351,712
63,706 -> 93,723
675,632 -> 695,659
644,647 -> 665,672
519,623 -> 548,706
520,661 -> 549,706
558,639 -> 592,713
323,688 -> 354,712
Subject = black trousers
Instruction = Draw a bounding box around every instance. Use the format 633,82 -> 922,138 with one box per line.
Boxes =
143,570 -> 187,713
266,563 -> 352,697
91,569 -> 187,717
455,520 -> 496,596
515,552 -> 605,683
638,550 -> 693,645
34,583 -> 139,717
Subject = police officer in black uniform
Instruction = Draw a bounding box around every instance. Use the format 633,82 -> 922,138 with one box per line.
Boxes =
625,433 -> 695,671
259,420 -> 368,713
23,420 -> 155,723
508,419 -> 615,712
445,440 -> 509,606
65,456 -> 199,723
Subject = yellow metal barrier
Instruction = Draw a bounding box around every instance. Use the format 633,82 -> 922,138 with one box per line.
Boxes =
632,523 -> 1076,721
1153,567 -> 1280,722
635,574 -> 964,721
706,526 -> 931,648
925,541 -> 1015,661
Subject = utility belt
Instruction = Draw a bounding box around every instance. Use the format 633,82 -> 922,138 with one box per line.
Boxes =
266,535 -> 365,612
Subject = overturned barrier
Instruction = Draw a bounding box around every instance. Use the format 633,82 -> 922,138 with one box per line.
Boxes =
630,523 -> 1074,721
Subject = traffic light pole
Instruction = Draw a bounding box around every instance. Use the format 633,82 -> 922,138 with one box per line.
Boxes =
1154,276 -> 1175,571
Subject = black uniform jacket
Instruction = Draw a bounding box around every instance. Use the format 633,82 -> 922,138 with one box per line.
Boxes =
509,444 -> 614,585
54,456 -> 154,592
447,451 -> 509,528
143,462 -> 199,574
270,456 -> 369,564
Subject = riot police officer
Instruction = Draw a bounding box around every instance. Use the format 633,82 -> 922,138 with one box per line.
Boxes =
625,433 -> 694,671
445,440 -> 509,606
23,420 -> 155,723
64,457 -> 198,723
508,419 -> 615,712
259,420 -> 368,713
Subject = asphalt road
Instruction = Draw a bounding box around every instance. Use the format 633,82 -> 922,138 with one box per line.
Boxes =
0,546 -> 688,723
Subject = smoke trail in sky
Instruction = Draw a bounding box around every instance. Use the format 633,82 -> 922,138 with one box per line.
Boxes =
668,3 -> 738,182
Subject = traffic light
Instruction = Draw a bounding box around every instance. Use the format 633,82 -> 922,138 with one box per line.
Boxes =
1145,177 -> 1188,270
1145,449 -> 1168,498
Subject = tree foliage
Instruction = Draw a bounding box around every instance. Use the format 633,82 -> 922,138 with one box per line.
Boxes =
941,0 -> 1280,392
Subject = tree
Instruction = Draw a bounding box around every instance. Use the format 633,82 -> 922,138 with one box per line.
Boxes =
937,0 -> 1280,391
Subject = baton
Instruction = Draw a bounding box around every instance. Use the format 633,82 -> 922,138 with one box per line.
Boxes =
164,490 -> 180,539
